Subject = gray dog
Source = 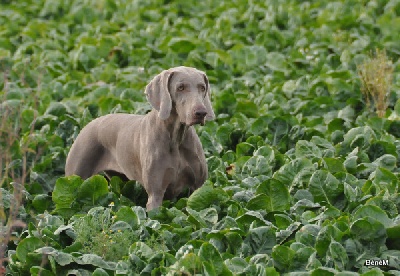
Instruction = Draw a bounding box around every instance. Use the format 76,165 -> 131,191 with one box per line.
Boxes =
65,66 -> 215,210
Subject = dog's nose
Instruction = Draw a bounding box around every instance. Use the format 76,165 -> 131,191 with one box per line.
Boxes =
194,109 -> 207,118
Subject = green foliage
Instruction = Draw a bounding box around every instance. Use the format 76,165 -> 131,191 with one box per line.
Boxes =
73,207 -> 139,262
1,0 -> 400,274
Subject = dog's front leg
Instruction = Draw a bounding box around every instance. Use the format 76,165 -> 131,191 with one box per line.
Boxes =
144,167 -> 175,210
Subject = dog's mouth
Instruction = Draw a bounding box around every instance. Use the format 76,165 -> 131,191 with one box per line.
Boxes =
188,117 -> 206,126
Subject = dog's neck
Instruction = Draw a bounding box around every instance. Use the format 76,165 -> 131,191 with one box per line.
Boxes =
159,110 -> 189,148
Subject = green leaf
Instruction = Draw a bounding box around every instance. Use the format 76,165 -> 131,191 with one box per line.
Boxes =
247,179 -> 290,212
394,98 -> 400,115
36,247 -> 74,266
74,254 -> 116,270
236,142 -> 255,158
187,207 -> 218,228
309,170 -> 343,205
273,158 -> 315,188
224,257 -> 248,273
198,243 -> 224,275
272,245 -> 295,272
341,126 -> 376,150
322,158 -> 346,174
350,217 -> 386,243
291,245 -> 316,271
30,266 -> 54,276
129,242 -> 154,260
45,102 -> 68,116
115,206 -> 139,228
16,237 -> 45,262
372,168 -> 398,193
327,241 -> 348,270
32,194 -> 53,213
187,185 -> 229,211
167,37 -> 197,53
315,225 -> 342,257
380,250 -> 400,270
76,175 -> 109,206
92,268 -> 109,276
310,267 -> 337,275
372,154 -> 397,171
353,205 -> 392,228
265,52 -> 288,73
241,226 -> 276,256
250,115 -> 273,135
295,225 -> 320,247
52,176 -> 83,218
236,99 -> 258,118
295,140 -> 322,160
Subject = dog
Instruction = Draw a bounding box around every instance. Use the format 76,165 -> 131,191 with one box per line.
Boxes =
65,66 -> 215,210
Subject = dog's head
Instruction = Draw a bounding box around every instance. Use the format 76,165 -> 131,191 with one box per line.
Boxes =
145,66 -> 215,126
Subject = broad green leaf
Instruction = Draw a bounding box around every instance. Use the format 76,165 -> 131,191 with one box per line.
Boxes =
265,52 -> 288,73
247,179 -> 290,212
167,38 -> 197,53
273,158 -> 315,188
341,126 -> 376,150
16,237 -> 45,262
272,245 -> 295,272
250,115 -> 273,136
322,158 -> 346,174
129,242 -> 154,260
115,206 -> 139,228
30,266 -> 54,276
187,207 -> 218,228
36,247 -> 73,266
236,142 -> 255,158
315,225 -> 343,257
372,154 -> 397,171
310,267 -> 337,275
350,217 -> 386,243
176,252 -> 202,273
366,196 -> 398,218
198,243 -> 224,275
380,250 -> 400,270
45,102 -> 68,116
241,155 -> 273,176
295,225 -> 321,247
74,254 -> 116,270
295,140 -> 322,160
224,257 -> 248,273
32,194 -> 53,213
187,185 -> 229,211
241,226 -> 276,256
327,241 -> 348,271
274,214 -> 293,229
360,268 -> 385,276
387,224 -> 400,240
236,99 -> 258,118
291,245 -> 316,271
92,268 -> 109,276
236,211 -> 271,231
372,168 -> 398,193
353,205 -> 392,228
76,175 -> 109,206
309,170 -> 343,205
52,176 -> 83,218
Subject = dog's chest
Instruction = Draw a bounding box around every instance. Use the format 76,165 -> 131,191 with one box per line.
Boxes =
170,146 -> 202,178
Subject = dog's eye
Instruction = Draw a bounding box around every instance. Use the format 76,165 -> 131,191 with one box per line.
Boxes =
200,85 -> 206,92
177,84 -> 185,91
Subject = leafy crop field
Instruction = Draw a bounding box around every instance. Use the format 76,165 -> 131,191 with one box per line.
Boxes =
1,0 -> 400,275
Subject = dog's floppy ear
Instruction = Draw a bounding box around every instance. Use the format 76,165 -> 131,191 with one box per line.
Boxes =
145,70 -> 174,120
200,71 -> 216,121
